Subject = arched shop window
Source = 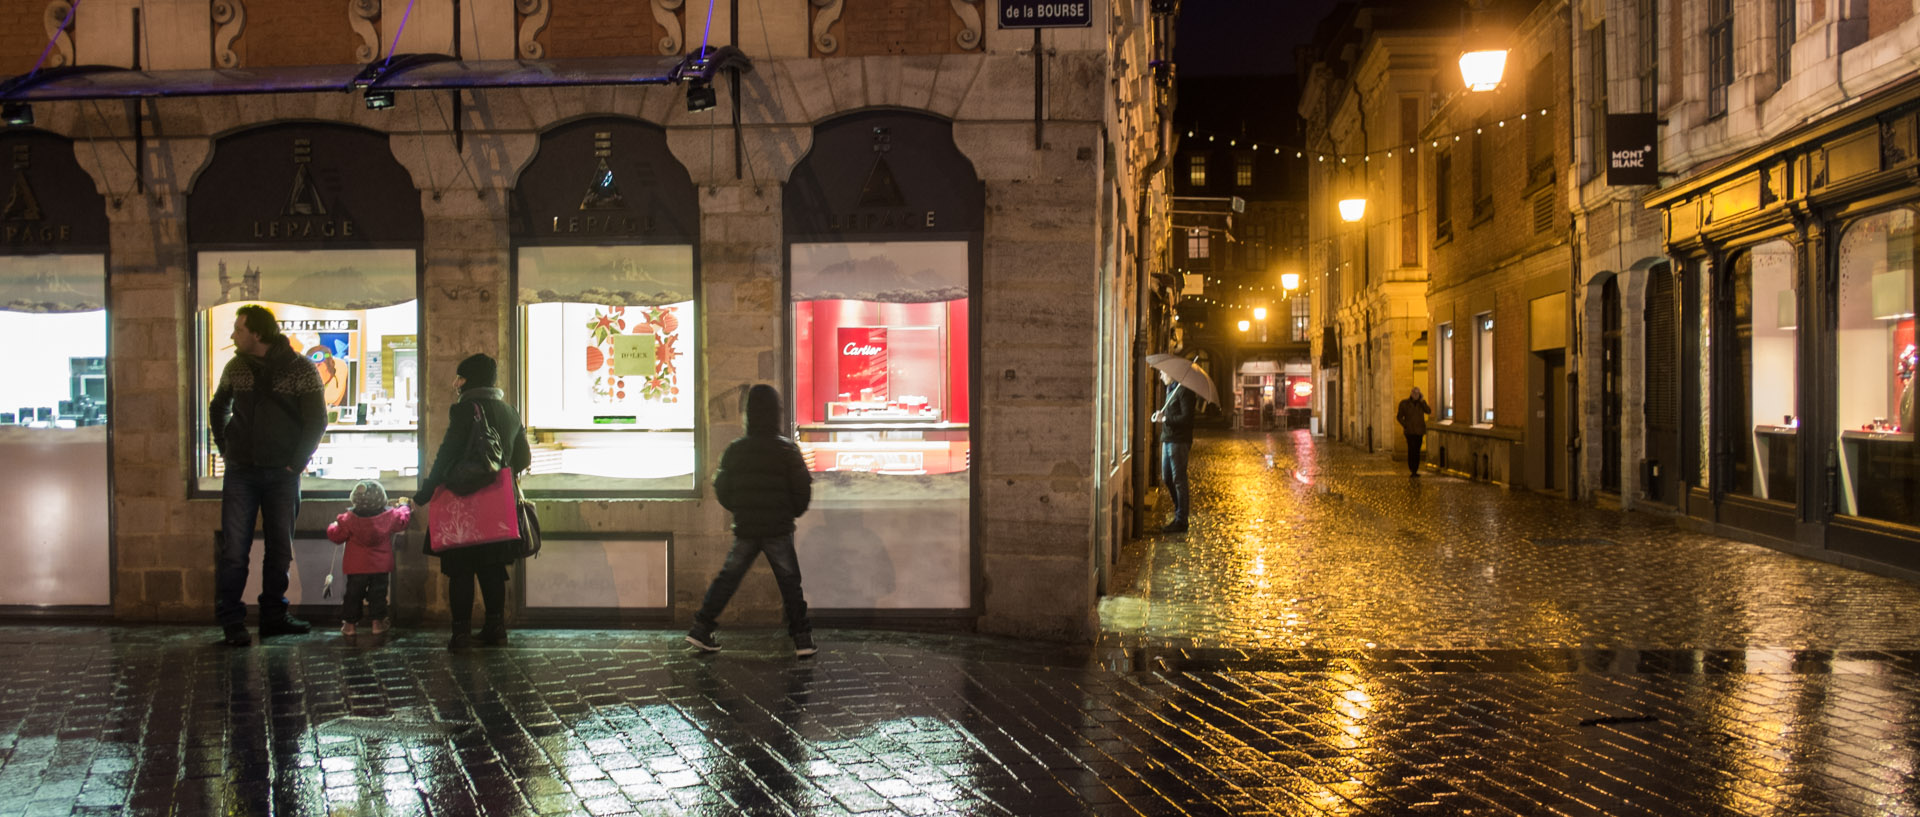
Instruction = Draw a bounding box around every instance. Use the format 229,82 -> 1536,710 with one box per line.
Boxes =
1835,210 -> 1917,526
784,111 -> 982,612
512,119 -> 700,496
1730,240 -> 1797,503
0,131 -> 111,606
188,124 -> 424,495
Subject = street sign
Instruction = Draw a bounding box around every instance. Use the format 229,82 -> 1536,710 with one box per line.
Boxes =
999,0 -> 1092,28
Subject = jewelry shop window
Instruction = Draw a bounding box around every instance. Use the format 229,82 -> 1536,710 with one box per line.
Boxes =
1835,210 -> 1917,525
1732,241 -> 1798,502
195,250 -> 420,493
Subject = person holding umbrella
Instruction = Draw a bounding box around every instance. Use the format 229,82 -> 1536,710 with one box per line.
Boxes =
1147,354 -> 1213,534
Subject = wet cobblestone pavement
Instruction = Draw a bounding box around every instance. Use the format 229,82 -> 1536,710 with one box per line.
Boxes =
6,432 -> 1920,815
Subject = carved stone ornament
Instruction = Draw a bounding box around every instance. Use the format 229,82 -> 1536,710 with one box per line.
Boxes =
652,0 -> 685,55
212,0 -> 247,68
350,0 -> 381,63
515,0 -> 550,58
42,2 -> 75,69
812,0 -> 843,54
950,0 -> 981,50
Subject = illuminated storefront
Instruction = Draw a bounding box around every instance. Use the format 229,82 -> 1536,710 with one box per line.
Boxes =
1648,76 -> 1920,568
0,131 -> 110,607
784,112 -> 982,612
187,124 -> 425,497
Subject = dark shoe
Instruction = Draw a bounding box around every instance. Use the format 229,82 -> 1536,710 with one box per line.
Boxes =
221,624 -> 251,647
258,614 -> 311,637
1161,521 -> 1188,534
793,632 -> 818,658
684,627 -> 720,652
478,618 -> 507,647
448,625 -> 474,652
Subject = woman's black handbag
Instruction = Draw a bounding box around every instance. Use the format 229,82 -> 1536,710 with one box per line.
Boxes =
516,497 -> 542,559
444,402 -> 504,496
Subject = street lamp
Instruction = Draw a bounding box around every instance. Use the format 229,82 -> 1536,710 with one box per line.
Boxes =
1253,306 -> 1268,321
1237,320 -> 1251,332
1459,49 -> 1508,92
1281,272 -> 1301,291
1338,198 -> 1366,223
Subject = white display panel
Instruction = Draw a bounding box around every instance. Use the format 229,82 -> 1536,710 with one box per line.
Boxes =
518,245 -> 697,493
195,249 -> 419,493
523,538 -> 670,609
0,254 -> 109,606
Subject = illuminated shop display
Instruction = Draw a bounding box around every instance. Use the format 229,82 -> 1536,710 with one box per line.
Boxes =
791,240 -> 971,609
196,249 -> 419,493
1835,211 -> 1918,525
518,245 -> 696,492
1734,241 -> 1798,502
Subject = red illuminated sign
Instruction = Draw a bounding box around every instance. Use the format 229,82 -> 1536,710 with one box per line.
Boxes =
837,326 -> 889,401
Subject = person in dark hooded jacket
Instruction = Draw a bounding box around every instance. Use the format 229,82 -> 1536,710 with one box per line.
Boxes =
686,384 -> 816,657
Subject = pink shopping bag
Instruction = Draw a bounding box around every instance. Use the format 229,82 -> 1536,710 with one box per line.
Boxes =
428,468 -> 521,552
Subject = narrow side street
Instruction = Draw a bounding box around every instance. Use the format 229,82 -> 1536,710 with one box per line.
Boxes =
4,433 -> 1920,816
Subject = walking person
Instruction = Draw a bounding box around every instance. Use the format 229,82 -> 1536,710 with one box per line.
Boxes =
417,354 -> 531,650
326,480 -> 411,636
210,304 -> 328,647
1152,369 -> 1198,533
685,384 -> 817,657
1397,387 -> 1432,477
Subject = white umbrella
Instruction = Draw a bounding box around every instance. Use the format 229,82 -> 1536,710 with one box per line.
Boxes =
1146,354 -> 1217,405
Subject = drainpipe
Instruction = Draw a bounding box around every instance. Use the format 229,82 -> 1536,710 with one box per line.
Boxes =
1132,76 -> 1175,537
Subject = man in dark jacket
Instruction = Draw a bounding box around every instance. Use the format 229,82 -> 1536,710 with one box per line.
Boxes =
687,384 -> 817,657
1152,369 -> 1199,533
208,305 -> 328,646
1396,387 -> 1431,476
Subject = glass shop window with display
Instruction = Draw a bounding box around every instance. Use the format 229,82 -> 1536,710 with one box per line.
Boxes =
1,255 -> 106,431
517,245 -> 696,494
790,241 -> 970,477
1732,240 -> 1799,503
1835,210 -> 1918,526
196,250 -> 420,493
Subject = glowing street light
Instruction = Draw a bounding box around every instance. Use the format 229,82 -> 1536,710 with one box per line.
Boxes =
1281,272 -> 1301,291
1237,320 -> 1251,332
1338,198 -> 1366,223
1253,306 -> 1268,321
1459,49 -> 1508,92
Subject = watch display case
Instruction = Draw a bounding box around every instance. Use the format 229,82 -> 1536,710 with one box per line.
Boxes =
195,249 -> 420,493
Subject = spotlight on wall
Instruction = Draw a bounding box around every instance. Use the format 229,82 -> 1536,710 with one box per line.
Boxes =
686,81 -> 717,113
362,90 -> 395,110
1,103 -> 32,127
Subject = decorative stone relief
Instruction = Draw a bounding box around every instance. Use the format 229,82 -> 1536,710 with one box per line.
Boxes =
811,0 -> 842,54
950,0 -> 981,50
651,0 -> 684,55
211,0 -> 246,68
42,2 -> 75,69
350,0 -> 381,62
515,0 -> 549,58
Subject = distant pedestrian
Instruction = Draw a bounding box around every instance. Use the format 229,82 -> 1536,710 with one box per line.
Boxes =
686,384 -> 817,657
326,480 -> 411,636
209,304 -> 328,647
1396,387 -> 1431,477
417,354 -> 532,650
1153,369 -> 1198,533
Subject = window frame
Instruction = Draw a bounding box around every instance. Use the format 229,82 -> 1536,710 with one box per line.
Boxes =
1437,321 -> 1455,420
1708,0 -> 1733,118
1774,0 -> 1795,84
1187,228 -> 1211,260
1434,150 -> 1454,242
1188,154 -> 1207,188
1638,0 -> 1659,113
1474,313 -> 1495,424
1235,153 -> 1254,188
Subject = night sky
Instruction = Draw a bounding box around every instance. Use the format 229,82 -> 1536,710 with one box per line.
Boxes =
1175,0 -> 1346,77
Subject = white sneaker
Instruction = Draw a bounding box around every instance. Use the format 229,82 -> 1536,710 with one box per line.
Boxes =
339,621 -> 356,636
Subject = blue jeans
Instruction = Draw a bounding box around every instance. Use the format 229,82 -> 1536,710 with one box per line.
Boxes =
694,534 -> 811,636
1161,441 -> 1191,523
215,464 -> 302,627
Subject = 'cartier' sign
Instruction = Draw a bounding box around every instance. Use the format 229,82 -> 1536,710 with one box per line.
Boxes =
842,342 -> 884,356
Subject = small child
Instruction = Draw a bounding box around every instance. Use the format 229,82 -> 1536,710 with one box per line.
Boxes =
326,480 -> 411,635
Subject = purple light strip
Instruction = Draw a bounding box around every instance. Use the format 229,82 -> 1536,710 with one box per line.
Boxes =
384,0 -> 419,69
700,0 -> 716,58
25,0 -> 81,82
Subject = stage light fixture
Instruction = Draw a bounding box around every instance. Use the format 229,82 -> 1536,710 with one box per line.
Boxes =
2,103 -> 32,127
363,90 -> 395,110
686,82 -> 716,113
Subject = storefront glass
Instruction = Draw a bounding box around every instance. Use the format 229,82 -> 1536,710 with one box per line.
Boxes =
0,254 -> 110,604
790,241 -> 970,609
1835,210 -> 1918,525
1731,241 -> 1797,501
1697,260 -> 1713,487
195,249 -> 419,493
517,245 -> 697,493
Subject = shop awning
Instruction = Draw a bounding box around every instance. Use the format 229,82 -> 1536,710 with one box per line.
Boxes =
0,49 -> 745,102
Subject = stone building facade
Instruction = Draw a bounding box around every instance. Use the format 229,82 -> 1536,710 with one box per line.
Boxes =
0,0 -> 1178,640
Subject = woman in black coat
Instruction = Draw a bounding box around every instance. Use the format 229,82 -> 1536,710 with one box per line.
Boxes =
417,353 -> 532,650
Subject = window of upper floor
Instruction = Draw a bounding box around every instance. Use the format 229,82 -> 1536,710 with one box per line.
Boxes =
1236,154 -> 1254,188
1188,155 -> 1207,188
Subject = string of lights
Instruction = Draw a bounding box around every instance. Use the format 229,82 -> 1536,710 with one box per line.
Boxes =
1178,105 -> 1554,164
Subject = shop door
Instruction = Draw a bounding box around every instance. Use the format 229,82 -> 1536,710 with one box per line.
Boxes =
1543,350 -> 1567,492
1601,277 -> 1623,492
1644,264 -> 1681,505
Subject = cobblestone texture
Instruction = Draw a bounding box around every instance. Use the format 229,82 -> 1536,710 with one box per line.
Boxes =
3,432 -> 1919,816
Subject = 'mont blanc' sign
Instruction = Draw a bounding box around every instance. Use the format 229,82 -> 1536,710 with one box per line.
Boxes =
1606,114 -> 1660,186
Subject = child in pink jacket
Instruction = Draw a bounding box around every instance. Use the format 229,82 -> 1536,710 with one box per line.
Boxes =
327,480 -> 411,635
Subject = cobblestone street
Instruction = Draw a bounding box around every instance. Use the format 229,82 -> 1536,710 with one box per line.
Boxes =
5,432 -> 1920,816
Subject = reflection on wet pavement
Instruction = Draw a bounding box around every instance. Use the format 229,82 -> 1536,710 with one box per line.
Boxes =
1,432 -> 1918,815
